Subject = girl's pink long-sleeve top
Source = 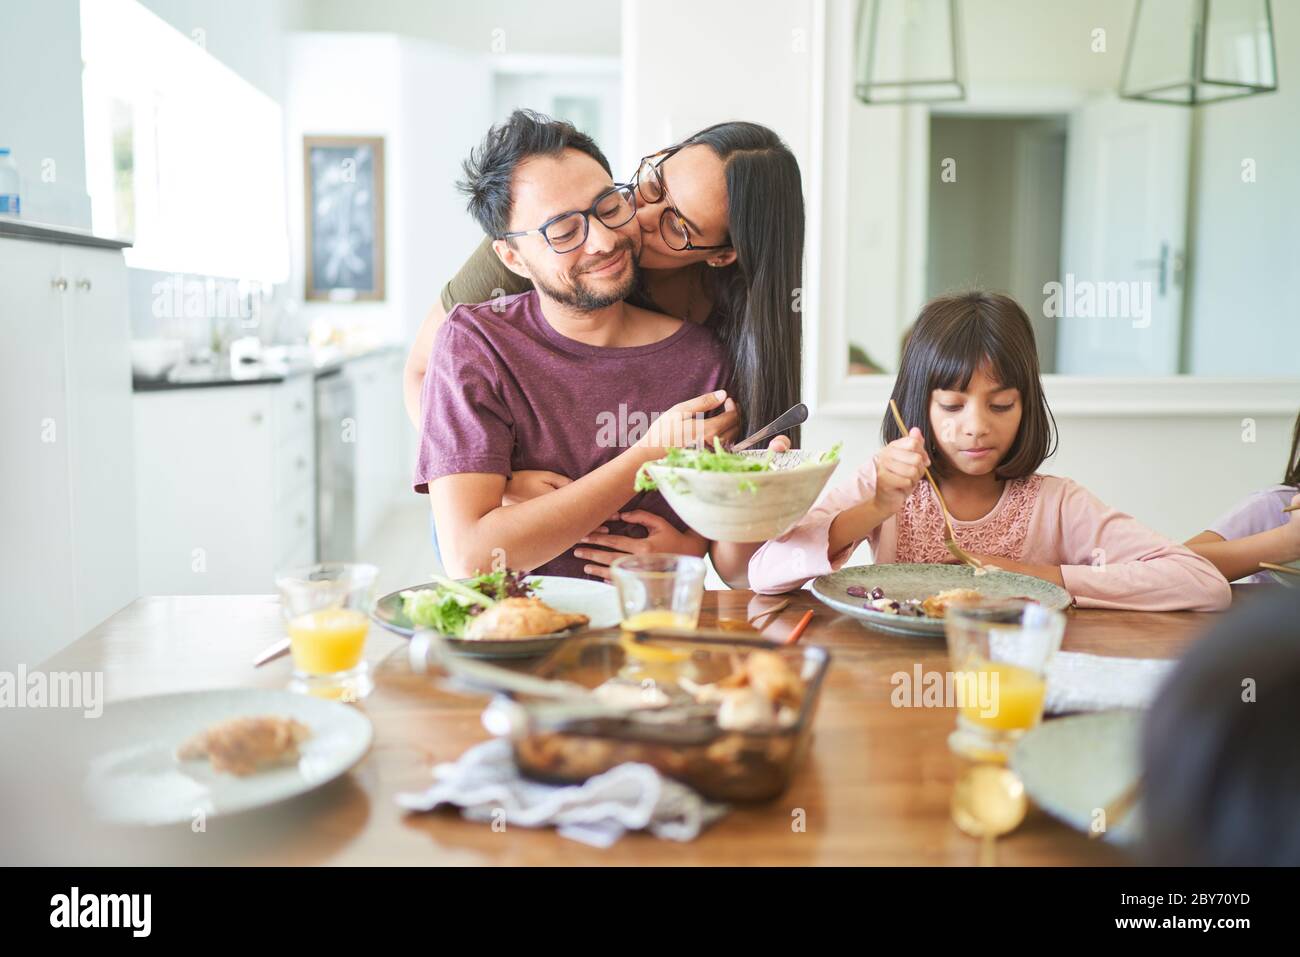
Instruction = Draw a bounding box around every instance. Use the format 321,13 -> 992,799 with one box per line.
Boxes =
748,458 -> 1231,612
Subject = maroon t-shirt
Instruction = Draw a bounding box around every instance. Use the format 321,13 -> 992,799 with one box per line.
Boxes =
415,290 -> 731,580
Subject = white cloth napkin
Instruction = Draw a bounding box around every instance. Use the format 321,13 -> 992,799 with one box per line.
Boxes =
1043,651 -> 1177,715
396,738 -> 728,848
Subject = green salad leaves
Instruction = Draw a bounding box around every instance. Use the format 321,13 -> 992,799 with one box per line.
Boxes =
400,569 -> 538,636
634,439 -> 841,494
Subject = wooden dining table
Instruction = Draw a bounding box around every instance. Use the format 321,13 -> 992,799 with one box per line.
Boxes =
35,585 -> 1258,866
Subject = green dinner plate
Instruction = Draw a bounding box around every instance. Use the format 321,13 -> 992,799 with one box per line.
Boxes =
812,563 -> 1072,637
1266,559 -> 1300,588
1011,710 -> 1143,847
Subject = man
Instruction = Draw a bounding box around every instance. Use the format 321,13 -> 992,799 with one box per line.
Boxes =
415,110 -> 754,582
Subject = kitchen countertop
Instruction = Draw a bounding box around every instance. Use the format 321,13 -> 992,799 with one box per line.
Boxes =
23,586 -> 1269,866
132,343 -> 405,392
0,216 -> 132,249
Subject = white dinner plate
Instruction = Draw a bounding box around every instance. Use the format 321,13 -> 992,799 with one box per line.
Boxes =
372,575 -> 622,658
81,688 -> 373,827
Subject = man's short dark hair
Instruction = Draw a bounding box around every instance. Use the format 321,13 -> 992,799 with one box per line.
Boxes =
457,109 -> 612,240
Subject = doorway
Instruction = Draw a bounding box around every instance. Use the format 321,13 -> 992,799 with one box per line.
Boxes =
926,114 -> 1067,372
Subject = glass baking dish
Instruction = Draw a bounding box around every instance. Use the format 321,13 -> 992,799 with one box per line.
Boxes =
488,631 -> 831,803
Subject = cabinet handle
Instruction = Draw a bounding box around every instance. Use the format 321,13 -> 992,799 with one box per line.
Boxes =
250,411 -> 264,425
52,277 -> 68,292
76,278 -> 92,292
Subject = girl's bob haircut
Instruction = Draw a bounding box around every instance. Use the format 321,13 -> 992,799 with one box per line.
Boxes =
882,291 -> 1058,480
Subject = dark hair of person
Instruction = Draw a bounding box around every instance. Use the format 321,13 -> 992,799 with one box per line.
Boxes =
457,109 -> 611,241
882,291 -> 1057,480
680,122 -> 805,447
1284,409 -> 1300,487
1140,586 -> 1300,865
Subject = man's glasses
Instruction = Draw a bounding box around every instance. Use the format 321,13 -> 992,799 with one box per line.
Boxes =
633,147 -> 732,253
499,183 -> 638,254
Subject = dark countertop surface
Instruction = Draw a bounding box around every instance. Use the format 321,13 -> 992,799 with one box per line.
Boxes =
132,343 -> 404,392
0,217 -> 132,249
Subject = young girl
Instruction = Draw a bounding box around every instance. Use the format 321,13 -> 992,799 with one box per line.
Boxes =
748,292 -> 1231,611
1184,411 -> 1300,583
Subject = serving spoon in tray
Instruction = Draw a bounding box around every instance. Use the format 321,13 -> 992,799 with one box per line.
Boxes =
888,399 -> 986,572
408,628 -> 718,724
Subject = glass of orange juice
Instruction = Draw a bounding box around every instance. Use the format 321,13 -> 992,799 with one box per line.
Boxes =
610,554 -> 706,632
944,598 -> 1065,763
276,562 -> 378,702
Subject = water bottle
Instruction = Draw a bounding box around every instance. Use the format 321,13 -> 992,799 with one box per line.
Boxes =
0,148 -> 19,217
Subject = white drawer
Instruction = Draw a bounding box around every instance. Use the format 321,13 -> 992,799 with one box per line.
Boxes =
274,431 -> 315,504
274,485 -> 317,569
274,376 -> 313,444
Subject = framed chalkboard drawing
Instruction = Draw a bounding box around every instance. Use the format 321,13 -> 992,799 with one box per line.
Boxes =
304,135 -> 385,301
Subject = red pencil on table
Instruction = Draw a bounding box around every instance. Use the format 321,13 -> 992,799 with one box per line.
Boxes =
783,609 -> 814,645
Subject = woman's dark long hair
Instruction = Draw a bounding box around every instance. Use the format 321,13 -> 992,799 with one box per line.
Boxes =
680,122 -> 805,447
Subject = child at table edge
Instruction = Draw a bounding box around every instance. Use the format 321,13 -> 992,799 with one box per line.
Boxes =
747,291 -> 1232,612
1184,409 -> 1300,584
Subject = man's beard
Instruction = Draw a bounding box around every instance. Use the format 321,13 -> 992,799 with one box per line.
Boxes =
533,240 -> 639,311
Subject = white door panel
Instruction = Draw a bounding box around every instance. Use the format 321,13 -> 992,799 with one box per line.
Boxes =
0,241 -> 74,668
1058,97 -> 1190,375
64,245 -> 138,636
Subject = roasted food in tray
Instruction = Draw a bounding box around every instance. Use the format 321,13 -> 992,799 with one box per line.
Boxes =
475,630 -> 832,802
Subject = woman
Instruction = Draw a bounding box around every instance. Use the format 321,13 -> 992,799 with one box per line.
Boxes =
406,120 -> 805,581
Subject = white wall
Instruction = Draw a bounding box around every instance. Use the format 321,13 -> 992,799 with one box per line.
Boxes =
0,0 -> 90,227
494,66 -> 625,176
301,0 -> 620,56
138,0 -> 300,102
285,33 -> 492,346
621,0 -> 814,171
1185,0 -> 1300,376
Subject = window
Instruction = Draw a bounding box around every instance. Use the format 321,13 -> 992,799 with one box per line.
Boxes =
80,0 -> 289,282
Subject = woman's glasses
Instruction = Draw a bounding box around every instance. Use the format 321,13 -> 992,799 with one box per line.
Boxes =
499,183 -> 637,254
633,148 -> 732,253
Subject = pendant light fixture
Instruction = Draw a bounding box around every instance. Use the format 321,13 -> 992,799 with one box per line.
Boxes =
855,0 -> 966,104
1120,0 -> 1278,105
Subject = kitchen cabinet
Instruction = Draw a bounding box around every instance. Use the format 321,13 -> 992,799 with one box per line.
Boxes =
131,345 -> 408,595
0,227 -> 138,668
344,349 -> 409,548
134,376 -> 317,595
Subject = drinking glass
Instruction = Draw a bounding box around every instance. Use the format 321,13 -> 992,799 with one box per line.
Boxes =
610,554 -> 706,631
276,562 -> 378,701
944,598 -> 1066,762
